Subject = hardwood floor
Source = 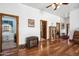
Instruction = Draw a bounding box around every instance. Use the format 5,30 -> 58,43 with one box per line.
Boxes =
0,39 -> 79,56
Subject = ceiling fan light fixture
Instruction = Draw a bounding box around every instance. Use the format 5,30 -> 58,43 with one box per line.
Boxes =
51,4 -> 56,9
57,5 -> 60,9
52,3 -> 62,10
57,3 -> 62,8
46,3 -> 68,10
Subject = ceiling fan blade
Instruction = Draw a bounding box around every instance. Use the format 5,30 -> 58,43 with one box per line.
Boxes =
46,4 -> 52,8
62,3 -> 69,5
54,6 -> 57,10
53,3 -> 58,10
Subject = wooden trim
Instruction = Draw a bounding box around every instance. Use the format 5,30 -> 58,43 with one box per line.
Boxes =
0,14 -> 2,52
40,20 -> 47,40
0,13 -> 18,17
16,16 -> 19,48
0,13 -> 19,52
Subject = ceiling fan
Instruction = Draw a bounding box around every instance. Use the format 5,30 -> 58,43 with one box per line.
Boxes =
46,3 -> 69,10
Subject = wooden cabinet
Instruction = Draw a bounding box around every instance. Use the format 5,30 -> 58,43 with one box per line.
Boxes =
49,26 -> 56,41
26,36 -> 38,48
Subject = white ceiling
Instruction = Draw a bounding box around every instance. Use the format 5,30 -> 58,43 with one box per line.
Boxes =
22,3 -> 79,18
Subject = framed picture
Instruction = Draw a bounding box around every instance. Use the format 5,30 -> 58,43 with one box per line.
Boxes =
28,19 -> 35,27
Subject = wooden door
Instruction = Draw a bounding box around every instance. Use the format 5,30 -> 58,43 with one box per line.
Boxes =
49,26 -> 56,41
40,20 -> 47,39
56,23 -> 60,38
0,13 -> 19,52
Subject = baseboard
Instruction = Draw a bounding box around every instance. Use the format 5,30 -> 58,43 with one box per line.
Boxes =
19,44 -> 26,49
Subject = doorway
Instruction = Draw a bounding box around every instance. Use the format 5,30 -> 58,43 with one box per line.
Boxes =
56,23 -> 60,38
66,24 -> 69,35
40,20 -> 47,41
0,13 -> 19,52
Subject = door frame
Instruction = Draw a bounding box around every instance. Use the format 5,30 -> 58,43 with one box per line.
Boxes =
0,13 -> 19,52
40,20 -> 47,41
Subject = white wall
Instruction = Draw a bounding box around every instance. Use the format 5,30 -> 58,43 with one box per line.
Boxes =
68,8 -> 79,39
70,8 -> 79,31
0,3 -> 59,45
